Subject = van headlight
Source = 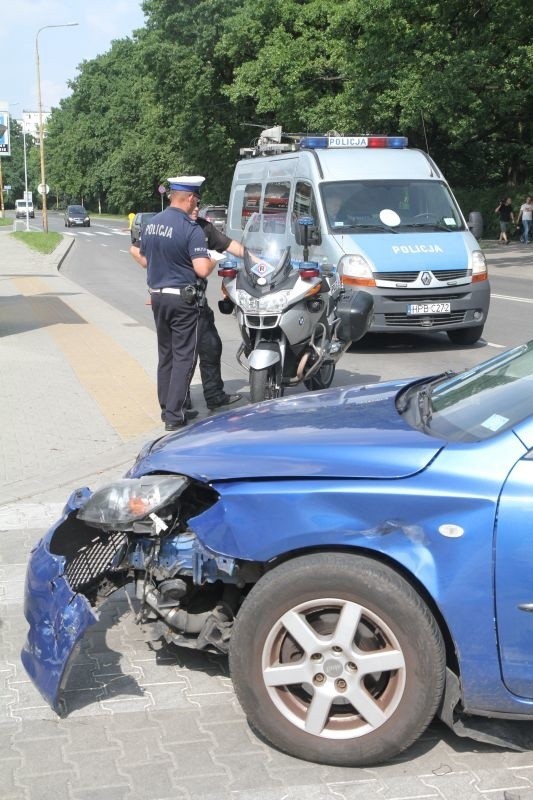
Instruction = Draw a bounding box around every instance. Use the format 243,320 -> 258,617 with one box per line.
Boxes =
471,250 -> 488,282
339,254 -> 376,287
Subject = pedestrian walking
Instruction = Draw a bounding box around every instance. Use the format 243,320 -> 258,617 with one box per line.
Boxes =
495,197 -> 515,244
129,175 -> 214,431
190,205 -> 243,412
517,196 -> 533,243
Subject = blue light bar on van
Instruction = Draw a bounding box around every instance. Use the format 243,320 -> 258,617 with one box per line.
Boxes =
299,135 -> 408,150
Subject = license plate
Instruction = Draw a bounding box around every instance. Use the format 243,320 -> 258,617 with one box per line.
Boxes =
407,302 -> 451,315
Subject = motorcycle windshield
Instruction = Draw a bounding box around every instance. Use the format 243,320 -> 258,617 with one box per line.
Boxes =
242,212 -> 293,284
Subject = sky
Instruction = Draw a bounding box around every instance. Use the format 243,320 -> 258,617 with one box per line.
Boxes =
0,0 -> 147,118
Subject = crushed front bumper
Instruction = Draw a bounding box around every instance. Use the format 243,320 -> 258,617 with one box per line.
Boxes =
21,488 -> 126,711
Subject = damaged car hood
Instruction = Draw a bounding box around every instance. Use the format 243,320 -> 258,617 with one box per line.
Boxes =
128,380 -> 444,481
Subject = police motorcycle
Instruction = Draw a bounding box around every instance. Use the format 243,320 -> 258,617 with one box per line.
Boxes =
218,214 -> 374,403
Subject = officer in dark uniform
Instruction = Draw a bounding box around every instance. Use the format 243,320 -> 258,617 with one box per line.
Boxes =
130,175 -> 214,431
191,206 -> 244,411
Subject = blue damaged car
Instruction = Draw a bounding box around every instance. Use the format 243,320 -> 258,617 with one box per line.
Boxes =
22,341 -> 533,766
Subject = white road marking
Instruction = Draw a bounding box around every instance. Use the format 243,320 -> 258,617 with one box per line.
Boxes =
492,293 -> 533,305
484,341 -> 507,349
94,231 -> 112,237
77,231 -> 95,236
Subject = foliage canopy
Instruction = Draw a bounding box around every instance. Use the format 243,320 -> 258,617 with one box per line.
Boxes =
14,0 -> 532,213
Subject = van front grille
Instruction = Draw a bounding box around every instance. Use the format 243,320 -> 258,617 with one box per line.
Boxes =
384,311 -> 466,327
375,269 -> 469,283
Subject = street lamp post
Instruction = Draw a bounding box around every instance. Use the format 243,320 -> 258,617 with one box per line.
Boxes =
36,22 -> 78,233
22,125 -> 30,231
0,124 -> 6,219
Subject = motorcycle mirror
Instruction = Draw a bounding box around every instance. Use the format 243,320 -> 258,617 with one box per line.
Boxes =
294,217 -> 321,248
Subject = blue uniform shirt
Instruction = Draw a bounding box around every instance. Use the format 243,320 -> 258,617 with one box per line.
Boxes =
140,207 -> 209,289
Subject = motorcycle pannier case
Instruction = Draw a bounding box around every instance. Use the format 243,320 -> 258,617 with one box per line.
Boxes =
336,290 -> 374,343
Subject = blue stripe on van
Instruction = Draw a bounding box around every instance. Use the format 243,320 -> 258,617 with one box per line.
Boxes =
338,232 -> 469,271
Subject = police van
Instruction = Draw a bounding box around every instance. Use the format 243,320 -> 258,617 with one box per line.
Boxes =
226,128 -> 490,345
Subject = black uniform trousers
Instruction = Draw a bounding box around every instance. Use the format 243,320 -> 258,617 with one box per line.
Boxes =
151,293 -> 200,425
197,302 -> 226,407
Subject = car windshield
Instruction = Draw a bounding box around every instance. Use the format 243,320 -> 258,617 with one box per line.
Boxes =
69,206 -> 86,214
205,209 -> 226,219
398,342 -> 533,442
321,179 -> 464,232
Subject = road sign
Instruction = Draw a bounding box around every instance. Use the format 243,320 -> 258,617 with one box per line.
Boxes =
4,185 -> 11,191
37,183 -> 49,195
158,184 -> 166,194
0,108 -> 10,156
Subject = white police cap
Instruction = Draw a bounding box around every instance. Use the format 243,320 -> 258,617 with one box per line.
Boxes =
167,175 -> 205,195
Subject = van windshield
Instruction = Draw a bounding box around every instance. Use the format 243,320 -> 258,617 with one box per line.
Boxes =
321,180 -> 464,233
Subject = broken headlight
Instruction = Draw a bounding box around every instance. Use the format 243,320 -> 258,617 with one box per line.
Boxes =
77,476 -> 189,530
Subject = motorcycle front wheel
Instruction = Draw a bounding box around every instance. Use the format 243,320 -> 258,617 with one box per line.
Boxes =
304,361 -> 336,391
250,366 -> 283,403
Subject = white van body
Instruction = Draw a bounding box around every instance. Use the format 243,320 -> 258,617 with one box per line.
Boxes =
15,199 -> 34,219
226,135 -> 490,345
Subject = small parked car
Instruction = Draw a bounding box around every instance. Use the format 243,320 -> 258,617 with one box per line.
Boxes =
64,204 -> 90,227
130,211 -> 157,245
198,204 -> 227,233
21,340 -> 533,766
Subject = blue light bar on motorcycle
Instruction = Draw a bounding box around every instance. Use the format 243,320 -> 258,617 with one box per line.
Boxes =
299,135 -> 408,150
218,257 -> 239,279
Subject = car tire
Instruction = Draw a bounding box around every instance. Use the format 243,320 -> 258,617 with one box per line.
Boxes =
229,552 -> 445,767
447,326 -> 484,346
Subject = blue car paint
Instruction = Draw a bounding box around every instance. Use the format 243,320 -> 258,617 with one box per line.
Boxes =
335,231 -> 470,272
181,430 -> 530,716
495,455 -> 533,698
127,382 -> 442,482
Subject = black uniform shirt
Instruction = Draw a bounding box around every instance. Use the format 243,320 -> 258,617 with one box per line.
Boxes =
140,206 -> 209,288
197,217 -> 232,252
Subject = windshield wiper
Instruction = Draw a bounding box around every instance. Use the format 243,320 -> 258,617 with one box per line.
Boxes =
336,223 -> 398,233
402,221 -> 455,232
417,389 -> 433,427
397,371 -> 455,416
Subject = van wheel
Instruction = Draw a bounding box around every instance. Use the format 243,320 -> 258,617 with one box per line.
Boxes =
230,553 -> 445,767
447,326 -> 484,345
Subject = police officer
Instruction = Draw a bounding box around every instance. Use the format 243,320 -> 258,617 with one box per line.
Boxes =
130,176 -> 214,431
190,205 -> 244,411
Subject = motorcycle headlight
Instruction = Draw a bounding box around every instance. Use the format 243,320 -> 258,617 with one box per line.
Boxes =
77,475 -> 188,529
237,289 -> 291,313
